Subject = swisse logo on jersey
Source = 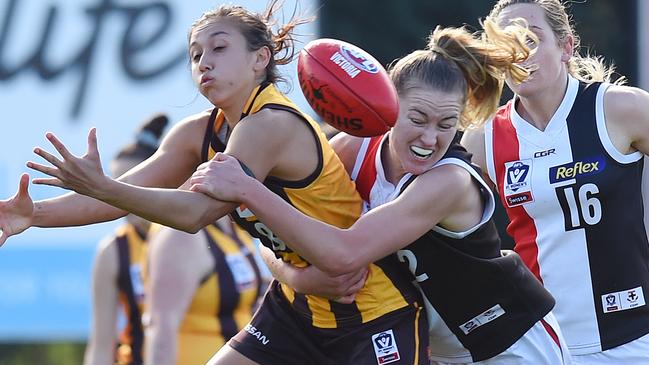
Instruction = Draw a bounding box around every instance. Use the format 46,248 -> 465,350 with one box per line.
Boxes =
503,160 -> 534,207
371,329 -> 400,364
329,45 -> 379,79
549,155 -> 606,183
601,286 -> 646,314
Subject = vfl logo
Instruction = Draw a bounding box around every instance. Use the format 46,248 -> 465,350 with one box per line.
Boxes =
503,160 -> 534,207
371,329 -> 400,364
549,155 -> 606,183
506,161 -> 530,191
340,45 -> 379,74
601,286 -> 646,314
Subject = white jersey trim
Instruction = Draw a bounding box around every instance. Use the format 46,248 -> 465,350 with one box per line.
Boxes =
595,83 -> 643,164
351,137 -> 371,181
484,119 -> 497,185
430,158 -> 496,239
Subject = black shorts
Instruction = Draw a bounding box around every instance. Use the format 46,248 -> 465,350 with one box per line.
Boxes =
228,280 -> 429,365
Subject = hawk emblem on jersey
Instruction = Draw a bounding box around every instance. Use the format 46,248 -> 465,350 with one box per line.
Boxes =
503,160 -> 534,207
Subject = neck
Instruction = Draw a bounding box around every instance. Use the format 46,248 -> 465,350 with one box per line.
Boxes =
382,134 -> 406,185
221,82 -> 263,128
516,73 -> 570,131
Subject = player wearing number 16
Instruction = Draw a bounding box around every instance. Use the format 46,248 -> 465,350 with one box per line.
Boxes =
461,1 -> 649,363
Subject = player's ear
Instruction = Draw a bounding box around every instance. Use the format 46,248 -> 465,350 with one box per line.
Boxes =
253,46 -> 271,73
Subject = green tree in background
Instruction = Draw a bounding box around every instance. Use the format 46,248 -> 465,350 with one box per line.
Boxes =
0,343 -> 85,365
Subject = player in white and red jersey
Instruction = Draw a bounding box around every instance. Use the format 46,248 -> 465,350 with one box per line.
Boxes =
189,21 -> 571,364
461,1 -> 649,364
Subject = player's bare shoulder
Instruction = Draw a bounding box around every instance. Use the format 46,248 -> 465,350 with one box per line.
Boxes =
329,133 -> 364,174
603,84 -> 649,153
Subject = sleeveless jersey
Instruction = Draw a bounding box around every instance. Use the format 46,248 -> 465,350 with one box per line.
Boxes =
202,82 -> 420,329
352,134 -> 555,362
175,221 -> 263,365
485,75 -> 649,354
114,223 -> 147,365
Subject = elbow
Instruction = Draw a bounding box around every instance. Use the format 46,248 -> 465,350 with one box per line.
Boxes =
317,245 -> 361,276
173,210 -> 215,234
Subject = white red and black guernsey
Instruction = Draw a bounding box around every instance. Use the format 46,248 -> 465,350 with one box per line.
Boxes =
351,134 -> 555,362
485,75 -> 649,355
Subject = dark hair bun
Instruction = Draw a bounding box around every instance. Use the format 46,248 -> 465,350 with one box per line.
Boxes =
115,113 -> 169,162
136,114 -> 169,149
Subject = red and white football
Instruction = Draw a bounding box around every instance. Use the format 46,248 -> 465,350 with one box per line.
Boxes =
297,38 -> 398,137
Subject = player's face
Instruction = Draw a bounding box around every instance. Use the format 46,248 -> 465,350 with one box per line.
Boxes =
388,85 -> 461,177
498,3 -> 572,97
189,20 -> 260,107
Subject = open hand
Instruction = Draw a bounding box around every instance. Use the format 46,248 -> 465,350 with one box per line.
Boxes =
27,128 -> 110,198
0,174 -> 34,246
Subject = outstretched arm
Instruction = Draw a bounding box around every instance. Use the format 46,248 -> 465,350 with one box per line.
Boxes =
191,153 -> 473,275
0,113 -> 210,245
25,109 -> 316,234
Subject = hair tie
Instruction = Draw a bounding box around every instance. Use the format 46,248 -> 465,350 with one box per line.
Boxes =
136,130 -> 160,148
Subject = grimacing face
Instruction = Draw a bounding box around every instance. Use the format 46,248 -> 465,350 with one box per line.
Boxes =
387,84 -> 462,179
498,3 -> 572,98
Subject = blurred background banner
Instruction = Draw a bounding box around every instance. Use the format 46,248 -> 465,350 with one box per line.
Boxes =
0,0 -> 317,342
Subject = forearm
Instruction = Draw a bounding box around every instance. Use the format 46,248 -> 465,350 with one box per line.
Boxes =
34,192 -> 126,228
145,321 -> 177,365
240,178 -> 355,273
97,179 -> 235,233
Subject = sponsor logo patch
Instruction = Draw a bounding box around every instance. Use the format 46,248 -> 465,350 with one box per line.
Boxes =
225,251 -> 256,292
549,155 -> 606,184
244,324 -> 269,345
602,286 -> 646,314
503,160 -> 534,207
371,329 -> 400,364
340,44 -> 380,74
459,304 -> 506,335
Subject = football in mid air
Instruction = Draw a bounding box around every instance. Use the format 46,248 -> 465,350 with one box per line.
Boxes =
297,38 -> 399,137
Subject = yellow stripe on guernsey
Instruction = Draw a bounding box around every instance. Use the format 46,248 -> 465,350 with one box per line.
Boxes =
115,223 -> 147,365
207,84 -> 412,328
176,224 -> 259,365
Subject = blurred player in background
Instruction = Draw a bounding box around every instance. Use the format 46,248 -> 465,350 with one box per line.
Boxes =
143,217 -> 268,365
461,0 -> 649,363
189,20 -> 571,364
83,114 -> 168,365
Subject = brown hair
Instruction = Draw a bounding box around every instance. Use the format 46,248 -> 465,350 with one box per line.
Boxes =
488,0 -> 625,85
388,18 -> 533,129
189,0 -> 313,85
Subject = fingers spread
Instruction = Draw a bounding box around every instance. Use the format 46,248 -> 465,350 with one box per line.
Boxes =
45,133 -> 74,160
17,173 -> 30,197
33,148 -> 63,169
27,162 -> 61,179
31,177 -> 66,189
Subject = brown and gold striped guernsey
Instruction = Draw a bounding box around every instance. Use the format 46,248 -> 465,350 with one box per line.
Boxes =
115,223 -> 147,365
202,83 -> 420,329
